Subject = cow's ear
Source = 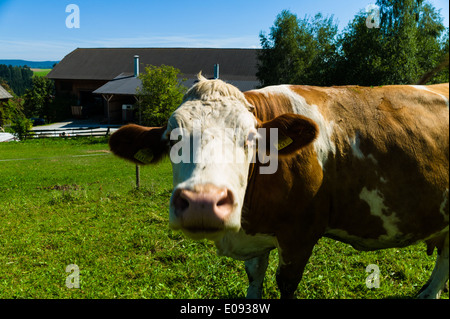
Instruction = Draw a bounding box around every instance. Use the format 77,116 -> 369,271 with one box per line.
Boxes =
109,124 -> 168,165
259,114 -> 319,156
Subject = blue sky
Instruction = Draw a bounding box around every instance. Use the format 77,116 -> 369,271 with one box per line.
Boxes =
0,0 -> 448,61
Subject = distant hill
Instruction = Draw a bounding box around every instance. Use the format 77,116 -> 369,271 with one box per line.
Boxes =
0,59 -> 59,69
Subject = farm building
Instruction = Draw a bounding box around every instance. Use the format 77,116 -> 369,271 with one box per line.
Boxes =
47,48 -> 260,123
0,84 -> 13,129
0,84 -> 13,101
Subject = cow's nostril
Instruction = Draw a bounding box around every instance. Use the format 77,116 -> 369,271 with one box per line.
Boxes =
173,190 -> 189,214
217,189 -> 234,207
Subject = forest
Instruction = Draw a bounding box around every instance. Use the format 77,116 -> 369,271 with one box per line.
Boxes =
0,64 -> 33,96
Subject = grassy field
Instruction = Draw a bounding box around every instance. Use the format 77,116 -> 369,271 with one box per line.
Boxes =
0,138 -> 447,299
31,68 -> 51,77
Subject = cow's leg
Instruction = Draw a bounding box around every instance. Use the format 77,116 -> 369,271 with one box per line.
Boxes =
417,234 -> 449,299
276,241 -> 316,299
245,251 -> 270,299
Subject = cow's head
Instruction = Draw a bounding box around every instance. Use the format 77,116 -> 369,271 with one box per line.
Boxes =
109,74 -> 318,240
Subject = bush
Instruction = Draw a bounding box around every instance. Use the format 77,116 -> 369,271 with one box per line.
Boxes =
137,65 -> 187,127
10,117 -> 33,140
0,83 -> 32,139
23,76 -> 54,119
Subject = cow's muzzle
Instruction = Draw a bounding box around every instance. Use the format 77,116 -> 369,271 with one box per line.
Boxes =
171,184 -> 235,237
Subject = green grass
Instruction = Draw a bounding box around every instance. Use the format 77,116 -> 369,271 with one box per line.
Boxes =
32,69 -> 51,77
0,138 -> 447,299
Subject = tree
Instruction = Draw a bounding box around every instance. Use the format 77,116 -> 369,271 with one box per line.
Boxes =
23,76 -> 55,120
0,65 -> 33,96
0,80 -> 32,138
258,2 -> 448,87
257,10 -> 338,86
336,0 -> 448,85
334,11 -> 386,85
136,65 -> 187,127
434,31 -> 449,83
0,81 -> 24,127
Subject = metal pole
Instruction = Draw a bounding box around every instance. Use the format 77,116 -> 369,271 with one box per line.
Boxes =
135,95 -> 142,190
136,164 -> 140,189
214,64 -> 219,79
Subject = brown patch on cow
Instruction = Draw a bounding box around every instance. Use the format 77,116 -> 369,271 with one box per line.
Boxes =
244,91 -> 295,122
289,85 -> 345,125
289,86 -> 330,109
242,146 -> 325,235
242,89 -> 325,242
242,103 -> 326,240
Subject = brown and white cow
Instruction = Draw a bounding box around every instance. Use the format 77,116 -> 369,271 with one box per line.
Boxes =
109,74 -> 449,299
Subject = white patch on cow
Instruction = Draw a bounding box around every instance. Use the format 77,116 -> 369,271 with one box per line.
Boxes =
253,85 -> 336,169
215,230 -> 277,260
349,132 -> 364,160
359,187 -> 401,240
410,85 -> 449,107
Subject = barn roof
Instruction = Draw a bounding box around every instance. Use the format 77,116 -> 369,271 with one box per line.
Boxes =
47,48 -> 260,83
93,73 -> 141,95
0,85 -> 13,100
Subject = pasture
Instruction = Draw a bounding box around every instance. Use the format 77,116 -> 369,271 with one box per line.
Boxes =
31,68 -> 52,77
0,138 -> 447,299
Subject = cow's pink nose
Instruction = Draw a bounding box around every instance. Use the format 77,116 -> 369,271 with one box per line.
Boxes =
172,184 -> 234,232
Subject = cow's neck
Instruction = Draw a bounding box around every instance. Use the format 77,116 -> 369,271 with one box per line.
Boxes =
244,90 -> 294,122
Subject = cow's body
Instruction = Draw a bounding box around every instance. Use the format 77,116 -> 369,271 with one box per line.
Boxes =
109,77 -> 449,299
223,83 -> 449,298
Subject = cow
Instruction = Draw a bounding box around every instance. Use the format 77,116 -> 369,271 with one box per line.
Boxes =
109,74 -> 449,299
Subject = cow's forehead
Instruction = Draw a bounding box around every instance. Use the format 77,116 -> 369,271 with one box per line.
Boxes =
167,76 -> 257,132
169,99 -> 257,132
